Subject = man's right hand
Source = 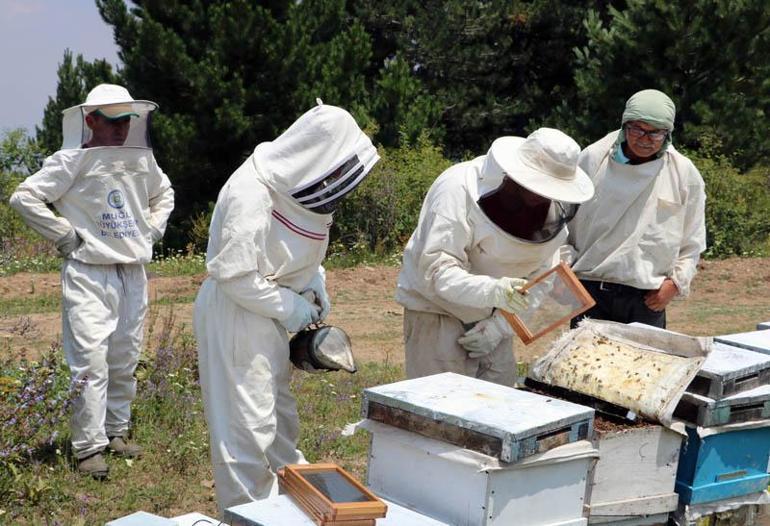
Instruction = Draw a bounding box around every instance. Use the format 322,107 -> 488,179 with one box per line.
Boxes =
55,230 -> 82,257
278,292 -> 322,332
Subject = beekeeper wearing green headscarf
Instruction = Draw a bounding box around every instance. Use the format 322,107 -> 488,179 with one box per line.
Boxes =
565,89 -> 706,328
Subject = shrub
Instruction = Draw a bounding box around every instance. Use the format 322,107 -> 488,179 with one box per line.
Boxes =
689,149 -> 770,257
0,130 -> 57,269
0,343 -> 81,508
331,133 -> 452,255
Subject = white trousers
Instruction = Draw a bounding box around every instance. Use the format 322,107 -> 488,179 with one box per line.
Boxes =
193,278 -> 306,513
61,259 -> 147,459
403,309 -> 516,387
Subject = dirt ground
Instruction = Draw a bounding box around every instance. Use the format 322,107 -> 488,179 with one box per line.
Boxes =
2,259 -> 770,524
2,257 -> 770,365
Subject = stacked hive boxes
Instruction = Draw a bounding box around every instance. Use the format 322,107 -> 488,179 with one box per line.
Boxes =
526,320 -> 713,526
361,372 -> 598,526
672,328 -> 770,525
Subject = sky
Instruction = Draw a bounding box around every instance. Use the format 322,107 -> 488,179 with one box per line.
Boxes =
0,0 -> 120,135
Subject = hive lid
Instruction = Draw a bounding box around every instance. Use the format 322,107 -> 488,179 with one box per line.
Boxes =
529,320 -> 710,426
715,330 -> 770,355
362,372 -> 594,463
700,342 -> 770,379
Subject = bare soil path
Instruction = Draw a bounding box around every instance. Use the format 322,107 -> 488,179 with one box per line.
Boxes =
2,257 -> 769,366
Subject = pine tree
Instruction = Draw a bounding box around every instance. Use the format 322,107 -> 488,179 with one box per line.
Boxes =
36,50 -> 118,154
91,0 -> 383,243
569,0 -> 770,169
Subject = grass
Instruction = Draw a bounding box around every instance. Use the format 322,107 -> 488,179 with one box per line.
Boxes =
0,306 -> 405,525
0,255 -> 61,277
0,295 -> 61,317
0,294 -> 199,317
146,252 -> 207,277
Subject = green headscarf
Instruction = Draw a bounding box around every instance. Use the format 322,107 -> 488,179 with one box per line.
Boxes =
615,89 -> 676,158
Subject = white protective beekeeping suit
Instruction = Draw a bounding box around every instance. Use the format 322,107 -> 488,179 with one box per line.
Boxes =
193,103 -> 379,512
396,129 -> 594,386
568,131 -> 706,296
9,84 -> 174,460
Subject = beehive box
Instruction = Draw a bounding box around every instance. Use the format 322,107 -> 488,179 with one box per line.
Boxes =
672,492 -> 769,526
362,372 -> 594,463
675,385 -> 770,427
586,418 -> 682,525
225,494 -> 449,526
714,330 -> 770,355
364,420 -> 598,526
675,426 -> 770,504
685,342 -> 770,400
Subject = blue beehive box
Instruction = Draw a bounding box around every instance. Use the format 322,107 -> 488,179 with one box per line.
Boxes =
675,425 -> 770,504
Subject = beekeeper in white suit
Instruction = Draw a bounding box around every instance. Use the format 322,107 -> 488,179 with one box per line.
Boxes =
567,89 -> 706,329
9,84 -> 174,478
193,102 -> 379,511
396,128 -> 594,386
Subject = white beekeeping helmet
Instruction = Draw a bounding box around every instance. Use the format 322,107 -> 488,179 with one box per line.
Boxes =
60,84 -> 158,149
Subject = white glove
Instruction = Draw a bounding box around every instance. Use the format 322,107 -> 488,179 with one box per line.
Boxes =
278,292 -> 322,332
150,225 -> 163,244
55,229 -> 82,257
559,244 -> 577,266
490,277 -> 529,313
301,271 -> 331,321
457,311 -> 514,358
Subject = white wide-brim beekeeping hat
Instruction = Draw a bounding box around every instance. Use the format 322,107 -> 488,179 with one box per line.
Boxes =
487,129 -> 594,204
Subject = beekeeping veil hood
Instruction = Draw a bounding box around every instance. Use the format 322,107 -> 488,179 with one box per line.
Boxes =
251,102 -> 380,214
475,129 -> 595,243
61,84 -> 158,149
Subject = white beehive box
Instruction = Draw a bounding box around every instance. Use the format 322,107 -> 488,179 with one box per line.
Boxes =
364,420 -> 598,526
362,372 -> 594,463
224,494 -> 448,526
586,423 -> 681,525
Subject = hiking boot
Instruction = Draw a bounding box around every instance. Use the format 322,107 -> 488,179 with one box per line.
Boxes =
107,436 -> 143,458
78,453 -> 109,479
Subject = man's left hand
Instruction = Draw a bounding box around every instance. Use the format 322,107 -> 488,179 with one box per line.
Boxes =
644,279 -> 678,312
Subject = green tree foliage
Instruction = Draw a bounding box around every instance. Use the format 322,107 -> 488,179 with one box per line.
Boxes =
372,55 -> 441,147
332,133 -> 452,254
687,140 -> 770,257
567,0 -> 770,169
363,0 -> 596,156
0,130 -> 55,264
36,50 -> 119,154
91,0 -> 391,244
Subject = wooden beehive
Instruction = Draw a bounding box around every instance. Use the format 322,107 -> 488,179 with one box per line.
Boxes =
586,417 -> 682,525
365,419 -> 598,526
224,495 -> 447,526
362,372 -> 594,463
675,426 -> 770,504
685,342 -> 770,400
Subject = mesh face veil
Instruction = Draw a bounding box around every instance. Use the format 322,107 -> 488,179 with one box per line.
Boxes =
61,84 -> 158,150
290,153 -> 367,214
477,177 -> 578,243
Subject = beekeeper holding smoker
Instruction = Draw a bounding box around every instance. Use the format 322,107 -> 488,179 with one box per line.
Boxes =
193,102 -> 379,511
